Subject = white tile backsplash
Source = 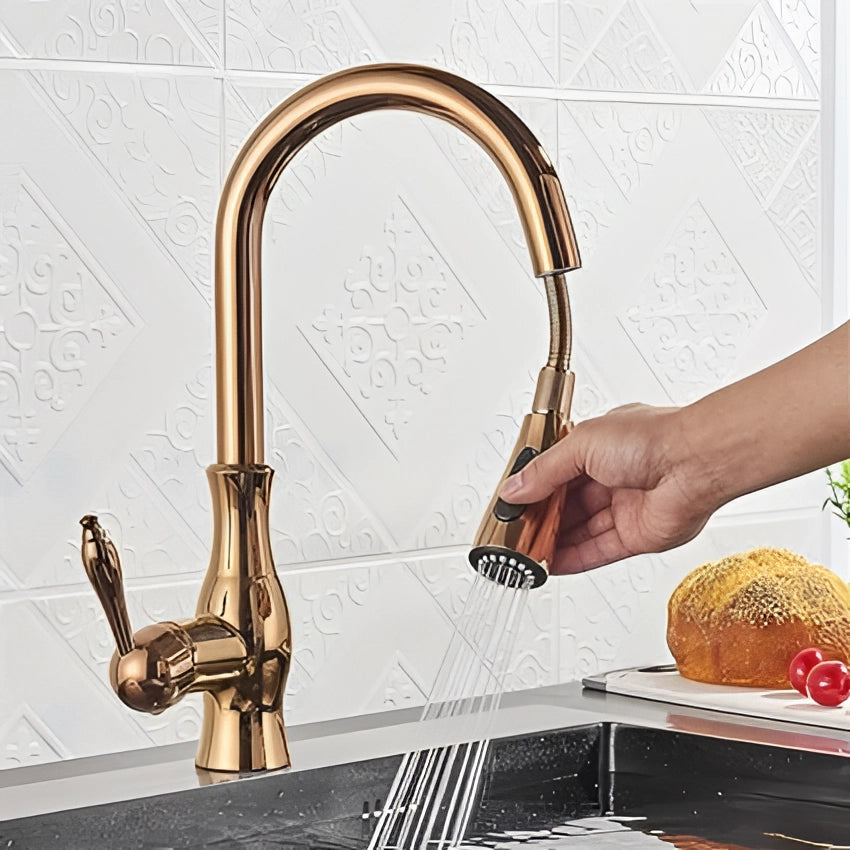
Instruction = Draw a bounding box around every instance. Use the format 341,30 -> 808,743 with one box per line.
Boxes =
0,0 -> 837,769
0,0 -> 221,66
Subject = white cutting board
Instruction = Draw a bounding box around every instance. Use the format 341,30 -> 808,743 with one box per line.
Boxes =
585,665 -> 850,732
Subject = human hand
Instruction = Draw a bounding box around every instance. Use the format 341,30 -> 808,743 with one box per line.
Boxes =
498,404 -> 717,574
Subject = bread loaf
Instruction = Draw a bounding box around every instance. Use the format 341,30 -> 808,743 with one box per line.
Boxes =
667,547 -> 850,688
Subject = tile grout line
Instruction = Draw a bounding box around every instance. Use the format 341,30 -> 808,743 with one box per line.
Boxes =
0,56 -> 821,111
220,0 -> 227,74
487,84 -> 820,111
555,0 -> 561,89
0,545 -> 474,602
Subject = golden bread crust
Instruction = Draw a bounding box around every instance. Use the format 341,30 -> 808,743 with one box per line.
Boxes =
667,547 -> 850,688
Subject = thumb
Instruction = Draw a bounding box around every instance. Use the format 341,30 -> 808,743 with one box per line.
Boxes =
499,426 -> 587,504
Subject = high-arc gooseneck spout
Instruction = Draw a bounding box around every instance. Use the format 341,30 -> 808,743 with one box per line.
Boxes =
215,63 -> 581,465
80,64 -> 583,775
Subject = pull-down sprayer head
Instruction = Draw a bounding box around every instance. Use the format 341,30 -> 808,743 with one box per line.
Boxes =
469,272 -> 576,590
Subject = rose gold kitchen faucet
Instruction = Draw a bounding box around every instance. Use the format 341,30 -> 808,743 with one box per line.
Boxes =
79,64 -> 581,774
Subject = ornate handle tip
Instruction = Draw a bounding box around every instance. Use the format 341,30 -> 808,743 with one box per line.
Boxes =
80,514 -> 134,657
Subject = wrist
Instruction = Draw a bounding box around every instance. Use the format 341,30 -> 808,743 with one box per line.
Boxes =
663,403 -> 740,516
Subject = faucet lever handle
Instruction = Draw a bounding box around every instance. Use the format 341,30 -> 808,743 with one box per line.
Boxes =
80,515 -> 134,656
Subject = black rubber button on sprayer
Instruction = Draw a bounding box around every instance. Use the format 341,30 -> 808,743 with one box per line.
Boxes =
493,446 -> 539,522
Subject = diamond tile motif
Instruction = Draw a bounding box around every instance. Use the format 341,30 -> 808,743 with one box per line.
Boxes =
225,0 -> 376,72
567,0 -> 688,93
130,362 -> 213,546
131,360 -> 391,569
767,0 -> 820,91
707,3 -> 818,98
559,0 -> 621,85
704,109 -> 817,204
0,599 -> 153,764
556,101 -> 679,264
305,196 -> 483,449
433,0 -> 557,86
704,108 -> 819,289
30,456 -> 206,588
366,650 -> 428,711
557,107 -> 621,262
571,101 -> 680,200
0,167 -> 138,482
0,706 -> 66,769
767,130 -> 819,289
619,200 -> 767,404
33,71 -> 219,302
266,382 -> 393,564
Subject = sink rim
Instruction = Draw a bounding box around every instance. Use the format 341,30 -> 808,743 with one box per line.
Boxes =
2,680 -> 850,824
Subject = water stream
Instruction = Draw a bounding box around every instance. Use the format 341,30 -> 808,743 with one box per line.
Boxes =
369,566 -> 532,849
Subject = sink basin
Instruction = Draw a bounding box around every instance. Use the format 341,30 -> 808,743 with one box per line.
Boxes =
2,720 -> 849,848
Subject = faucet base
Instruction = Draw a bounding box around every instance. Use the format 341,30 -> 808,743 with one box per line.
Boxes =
196,692 -> 291,772
194,464 -> 293,773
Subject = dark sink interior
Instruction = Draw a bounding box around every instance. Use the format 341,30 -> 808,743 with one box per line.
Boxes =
2,723 -> 850,849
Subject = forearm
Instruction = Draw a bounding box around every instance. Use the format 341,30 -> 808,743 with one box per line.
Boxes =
673,322 -> 850,511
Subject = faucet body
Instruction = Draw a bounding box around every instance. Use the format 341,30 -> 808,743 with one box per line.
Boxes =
81,64 -> 581,774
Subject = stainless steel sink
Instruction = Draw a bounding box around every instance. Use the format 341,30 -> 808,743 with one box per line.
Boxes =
2,721 -> 849,848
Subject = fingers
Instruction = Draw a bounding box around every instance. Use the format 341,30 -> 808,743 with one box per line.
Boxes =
499,426 -> 586,504
551,517 -> 632,574
558,476 -> 611,533
560,504 -> 616,547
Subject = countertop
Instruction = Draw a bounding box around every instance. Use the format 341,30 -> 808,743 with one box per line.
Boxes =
3,680 -> 850,824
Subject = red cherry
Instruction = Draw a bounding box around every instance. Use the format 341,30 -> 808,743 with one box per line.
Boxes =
789,647 -> 825,695
806,660 -> 850,706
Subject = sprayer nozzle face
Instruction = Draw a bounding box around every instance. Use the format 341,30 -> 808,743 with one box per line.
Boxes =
468,546 -> 547,589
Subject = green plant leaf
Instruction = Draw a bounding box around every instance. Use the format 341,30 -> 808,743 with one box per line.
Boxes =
823,462 -> 850,530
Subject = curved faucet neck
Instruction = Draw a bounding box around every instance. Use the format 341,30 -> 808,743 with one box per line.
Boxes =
214,63 -> 580,466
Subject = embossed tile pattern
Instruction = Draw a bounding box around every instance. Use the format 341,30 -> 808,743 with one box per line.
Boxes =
0,0 -> 220,66
30,71 -> 220,302
0,1 -> 832,767
0,167 -> 139,482
707,2 -> 818,98
619,199 -> 767,404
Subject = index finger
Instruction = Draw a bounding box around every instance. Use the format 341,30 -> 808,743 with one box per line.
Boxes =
499,426 -> 587,504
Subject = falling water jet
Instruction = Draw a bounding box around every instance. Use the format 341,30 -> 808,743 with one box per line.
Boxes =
370,566 -> 532,850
